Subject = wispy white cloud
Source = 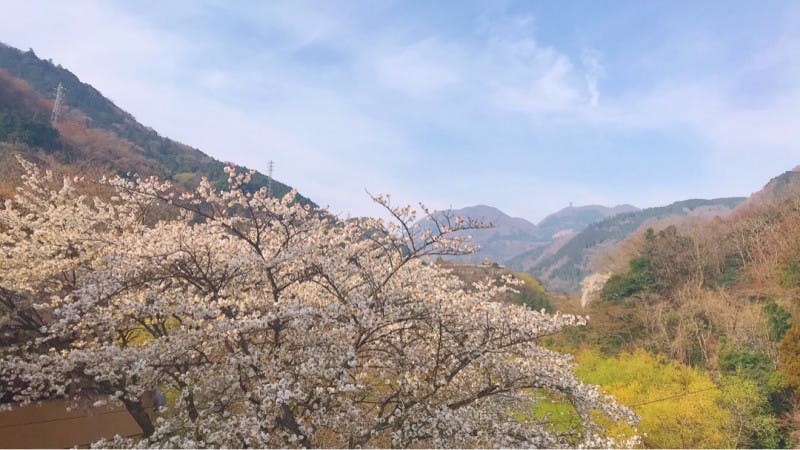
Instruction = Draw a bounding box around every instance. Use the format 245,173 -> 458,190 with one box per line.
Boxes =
373,38 -> 460,96
581,49 -> 604,107
2,1 -> 798,221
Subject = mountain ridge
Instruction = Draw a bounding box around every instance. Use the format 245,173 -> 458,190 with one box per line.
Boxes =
514,197 -> 746,291
734,168 -> 800,213
417,203 -> 639,265
0,42 -> 310,204
417,205 -> 541,264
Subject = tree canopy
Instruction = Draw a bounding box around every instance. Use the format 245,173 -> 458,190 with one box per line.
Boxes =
0,159 -> 636,448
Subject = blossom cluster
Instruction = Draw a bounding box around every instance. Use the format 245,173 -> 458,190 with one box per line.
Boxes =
0,158 -> 637,448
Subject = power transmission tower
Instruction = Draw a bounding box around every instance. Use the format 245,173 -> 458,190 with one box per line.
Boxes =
51,82 -> 65,123
267,160 -> 275,197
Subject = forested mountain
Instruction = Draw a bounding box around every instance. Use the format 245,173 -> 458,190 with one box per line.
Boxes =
0,42 -> 309,203
417,205 -> 542,264
512,197 -> 745,291
430,170 -> 800,448
417,204 -> 637,266
420,198 -> 742,293
535,204 -> 639,240
562,164 -> 800,447
736,168 -> 800,211
505,205 -> 639,281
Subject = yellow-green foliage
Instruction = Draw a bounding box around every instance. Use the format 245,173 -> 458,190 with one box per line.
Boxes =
719,376 -> 785,448
172,171 -> 200,187
576,349 -> 732,448
510,390 -> 584,446
780,322 -> 800,389
528,390 -> 583,434
515,271 -> 546,292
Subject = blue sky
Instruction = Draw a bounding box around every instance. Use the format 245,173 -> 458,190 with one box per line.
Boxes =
2,1 -> 799,221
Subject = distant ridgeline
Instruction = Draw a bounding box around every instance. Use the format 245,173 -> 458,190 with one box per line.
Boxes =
0,42 -> 312,204
513,197 -> 746,291
418,198 -> 747,292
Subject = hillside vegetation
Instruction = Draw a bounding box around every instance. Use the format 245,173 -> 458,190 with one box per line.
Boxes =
559,168 -> 800,447
419,197 -> 744,294
513,197 -> 745,291
0,43 -> 309,203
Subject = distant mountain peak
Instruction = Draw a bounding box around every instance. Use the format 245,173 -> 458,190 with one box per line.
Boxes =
417,202 -> 643,270
450,204 -> 511,218
536,204 -> 639,235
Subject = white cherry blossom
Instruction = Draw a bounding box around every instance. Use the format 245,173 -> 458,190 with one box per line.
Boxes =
0,158 -> 637,448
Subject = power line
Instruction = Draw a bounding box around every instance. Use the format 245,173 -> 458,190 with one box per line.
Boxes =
628,386 -> 717,407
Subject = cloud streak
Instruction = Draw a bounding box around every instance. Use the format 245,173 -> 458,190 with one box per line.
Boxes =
1,1 -> 798,221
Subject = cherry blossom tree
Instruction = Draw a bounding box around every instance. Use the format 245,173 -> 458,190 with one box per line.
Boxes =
0,158 -> 637,448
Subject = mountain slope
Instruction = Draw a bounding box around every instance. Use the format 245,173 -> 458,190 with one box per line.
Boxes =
734,167 -> 800,213
418,205 -> 542,264
416,204 -> 638,266
0,43 -> 309,203
507,204 -> 640,272
563,166 -> 800,446
516,197 -> 745,291
536,204 -> 639,241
